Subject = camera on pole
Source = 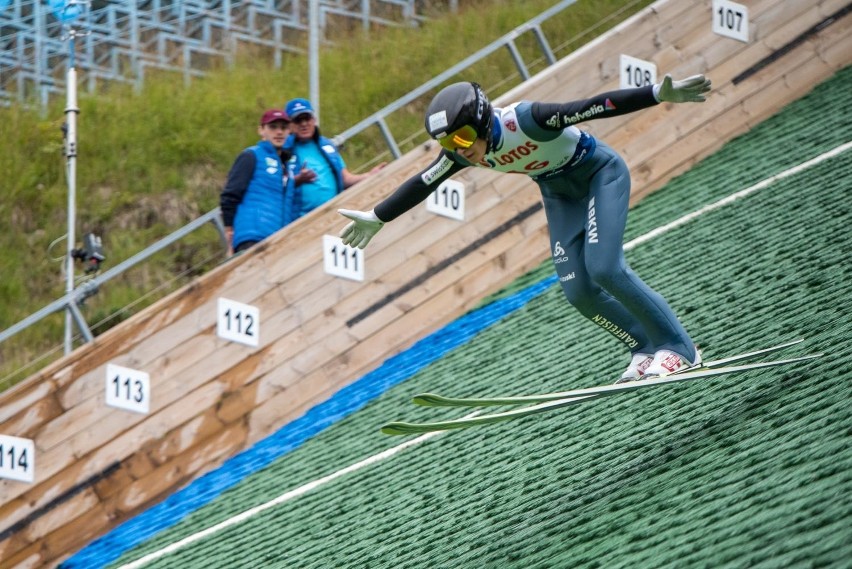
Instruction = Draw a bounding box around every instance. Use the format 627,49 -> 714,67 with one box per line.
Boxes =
70,232 -> 105,274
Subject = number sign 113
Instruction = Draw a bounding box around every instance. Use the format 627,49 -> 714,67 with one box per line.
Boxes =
106,363 -> 151,414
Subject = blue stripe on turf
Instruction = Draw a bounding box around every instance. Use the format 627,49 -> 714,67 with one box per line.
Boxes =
61,276 -> 556,569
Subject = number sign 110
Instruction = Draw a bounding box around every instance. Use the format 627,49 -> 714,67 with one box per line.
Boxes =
427,179 -> 465,221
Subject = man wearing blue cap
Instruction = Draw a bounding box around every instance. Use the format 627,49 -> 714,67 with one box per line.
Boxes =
283,98 -> 385,223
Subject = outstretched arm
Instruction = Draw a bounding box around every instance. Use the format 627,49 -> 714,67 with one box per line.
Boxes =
531,74 -> 711,130
339,151 -> 467,248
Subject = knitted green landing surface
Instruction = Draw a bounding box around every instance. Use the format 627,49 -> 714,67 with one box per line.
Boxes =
111,67 -> 852,569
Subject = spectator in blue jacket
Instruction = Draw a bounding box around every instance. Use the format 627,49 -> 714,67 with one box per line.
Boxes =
220,109 -> 295,255
283,98 -> 385,223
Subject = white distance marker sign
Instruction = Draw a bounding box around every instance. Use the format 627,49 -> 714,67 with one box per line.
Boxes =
427,179 -> 465,221
620,54 -> 657,89
712,0 -> 749,43
217,297 -> 260,347
0,434 -> 35,483
323,235 -> 365,282
106,363 -> 151,414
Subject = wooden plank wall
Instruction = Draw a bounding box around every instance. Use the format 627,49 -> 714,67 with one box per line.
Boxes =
1,0 -> 849,566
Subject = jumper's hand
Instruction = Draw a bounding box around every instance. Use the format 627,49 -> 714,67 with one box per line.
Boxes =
339,208 -> 384,249
656,74 -> 711,103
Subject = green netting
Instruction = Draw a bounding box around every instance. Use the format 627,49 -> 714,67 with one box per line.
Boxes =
110,66 -> 852,569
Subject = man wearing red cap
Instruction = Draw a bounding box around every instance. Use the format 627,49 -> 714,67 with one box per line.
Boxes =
220,109 -> 295,255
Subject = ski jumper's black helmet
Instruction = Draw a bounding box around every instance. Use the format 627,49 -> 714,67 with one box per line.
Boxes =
424,82 -> 494,147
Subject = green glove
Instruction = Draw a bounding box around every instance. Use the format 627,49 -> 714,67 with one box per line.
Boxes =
655,74 -> 712,103
339,208 -> 385,249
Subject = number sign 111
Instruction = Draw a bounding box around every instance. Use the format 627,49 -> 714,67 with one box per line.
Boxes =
323,235 -> 365,282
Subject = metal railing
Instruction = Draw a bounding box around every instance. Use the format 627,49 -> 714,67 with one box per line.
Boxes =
0,209 -> 227,348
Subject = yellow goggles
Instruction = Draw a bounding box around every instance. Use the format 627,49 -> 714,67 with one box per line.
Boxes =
438,125 -> 478,151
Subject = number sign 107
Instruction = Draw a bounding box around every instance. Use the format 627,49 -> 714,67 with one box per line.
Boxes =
712,0 -> 748,42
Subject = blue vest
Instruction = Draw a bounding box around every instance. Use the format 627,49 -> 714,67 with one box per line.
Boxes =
232,141 -> 294,249
283,134 -> 346,224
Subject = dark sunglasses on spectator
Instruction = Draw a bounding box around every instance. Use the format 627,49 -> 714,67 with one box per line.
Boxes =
292,114 -> 314,124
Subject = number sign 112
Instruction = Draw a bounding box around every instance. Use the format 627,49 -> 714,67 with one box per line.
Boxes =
217,297 -> 260,347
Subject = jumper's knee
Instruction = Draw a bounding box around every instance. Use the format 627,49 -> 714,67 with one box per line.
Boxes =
559,279 -> 600,314
586,258 -> 630,295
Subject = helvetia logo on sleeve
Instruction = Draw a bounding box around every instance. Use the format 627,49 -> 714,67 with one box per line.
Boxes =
563,104 -> 605,125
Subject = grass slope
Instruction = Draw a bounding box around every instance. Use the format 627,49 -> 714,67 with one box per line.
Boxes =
104,66 -> 852,569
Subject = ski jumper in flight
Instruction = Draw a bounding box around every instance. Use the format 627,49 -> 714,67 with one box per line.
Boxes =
339,75 -> 711,381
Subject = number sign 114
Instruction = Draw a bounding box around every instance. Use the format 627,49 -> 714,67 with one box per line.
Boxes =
0,434 -> 35,483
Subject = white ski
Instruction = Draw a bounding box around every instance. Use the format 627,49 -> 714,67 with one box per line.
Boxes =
413,339 -> 806,408
381,352 -> 820,435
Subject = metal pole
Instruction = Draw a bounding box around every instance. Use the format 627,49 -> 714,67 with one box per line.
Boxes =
361,0 -> 369,32
309,0 -> 319,122
60,1 -> 88,353
64,32 -> 79,354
